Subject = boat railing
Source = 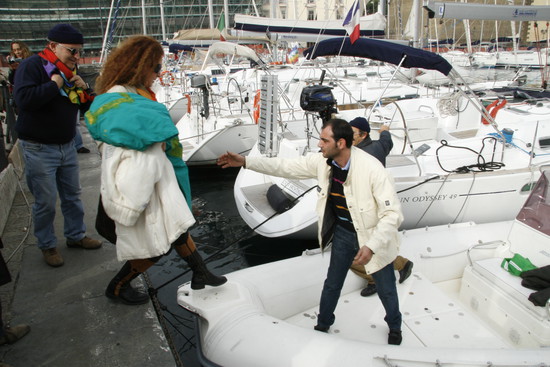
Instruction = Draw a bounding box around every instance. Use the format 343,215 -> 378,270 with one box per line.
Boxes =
466,240 -> 508,266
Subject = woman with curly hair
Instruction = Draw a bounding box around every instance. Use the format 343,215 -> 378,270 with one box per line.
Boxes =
86,35 -> 226,305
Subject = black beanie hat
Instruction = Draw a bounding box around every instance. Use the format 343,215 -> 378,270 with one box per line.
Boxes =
47,24 -> 84,45
349,117 -> 371,133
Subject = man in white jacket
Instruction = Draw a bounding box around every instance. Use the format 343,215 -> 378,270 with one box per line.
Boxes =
217,118 -> 404,345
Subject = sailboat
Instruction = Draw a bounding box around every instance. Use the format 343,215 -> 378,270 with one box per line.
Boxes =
232,37 -> 550,239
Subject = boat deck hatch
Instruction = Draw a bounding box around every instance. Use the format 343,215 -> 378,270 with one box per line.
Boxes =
386,155 -> 415,168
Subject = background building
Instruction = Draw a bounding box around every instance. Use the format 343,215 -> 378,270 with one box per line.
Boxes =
0,0 -> 264,54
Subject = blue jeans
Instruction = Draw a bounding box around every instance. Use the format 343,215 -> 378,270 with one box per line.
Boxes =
20,140 -> 86,250
317,225 -> 402,331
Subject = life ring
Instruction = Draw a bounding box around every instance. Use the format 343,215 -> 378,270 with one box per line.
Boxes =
482,99 -> 507,125
253,90 -> 261,124
159,71 -> 175,87
184,93 -> 191,114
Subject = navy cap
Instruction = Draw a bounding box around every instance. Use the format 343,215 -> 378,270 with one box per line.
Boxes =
349,117 -> 370,133
47,24 -> 84,44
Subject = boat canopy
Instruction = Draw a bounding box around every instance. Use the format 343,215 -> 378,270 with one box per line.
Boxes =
206,41 -> 260,63
168,44 -> 194,53
424,1 -> 550,21
303,38 -> 453,76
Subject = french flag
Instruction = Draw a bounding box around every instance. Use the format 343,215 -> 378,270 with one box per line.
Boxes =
342,0 -> 361,44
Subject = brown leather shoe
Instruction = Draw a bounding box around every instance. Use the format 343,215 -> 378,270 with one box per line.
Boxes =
0,362 -> 14,367
66,236 -> 102,250
0,324 -> 30,345
42,248 -> 64,267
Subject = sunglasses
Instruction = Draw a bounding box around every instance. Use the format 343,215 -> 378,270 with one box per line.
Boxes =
57,44 -> 84,57
154,64 -> 162,74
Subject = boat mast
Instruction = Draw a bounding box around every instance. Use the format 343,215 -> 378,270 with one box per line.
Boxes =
208,0 -> 214,28
160,0 -> 167,40
412,0 -> 421,48
100,0 -> 116,63
224,0 -> 229,31
141,0 -> 147,34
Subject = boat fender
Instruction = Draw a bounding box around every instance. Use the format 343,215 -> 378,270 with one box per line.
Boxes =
184,94 -> 191,114
267,184 -> 293,214
253,90 -> 260,124
159,71 -> 175,87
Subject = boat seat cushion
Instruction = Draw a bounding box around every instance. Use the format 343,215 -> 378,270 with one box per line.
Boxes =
472,257 -> 547,318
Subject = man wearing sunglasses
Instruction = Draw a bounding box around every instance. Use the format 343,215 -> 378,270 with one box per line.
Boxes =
13,24 -> 102,268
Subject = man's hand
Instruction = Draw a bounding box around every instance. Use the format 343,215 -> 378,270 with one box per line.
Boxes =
379,124 -> 390,133
353,246 -> 373,266
51,74 -> 64,89
69,75 -> 88,89
217,152 -> 245,169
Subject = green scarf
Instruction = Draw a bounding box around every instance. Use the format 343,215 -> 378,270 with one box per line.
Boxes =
85,92 -> 192,209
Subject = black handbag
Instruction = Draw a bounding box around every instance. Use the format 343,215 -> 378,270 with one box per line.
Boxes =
95,195 -> 117,244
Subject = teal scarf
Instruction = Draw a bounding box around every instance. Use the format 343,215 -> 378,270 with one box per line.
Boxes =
85,92 -> 192,209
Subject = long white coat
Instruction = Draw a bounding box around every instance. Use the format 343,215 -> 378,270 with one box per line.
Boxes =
100,142 -> 195,261
246,146 -> 403,274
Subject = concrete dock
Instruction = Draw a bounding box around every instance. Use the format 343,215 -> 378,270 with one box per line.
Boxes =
0,128 -> 177,366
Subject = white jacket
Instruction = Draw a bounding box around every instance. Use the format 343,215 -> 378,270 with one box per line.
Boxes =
100,142 -> 195,261
246,146 -> 403,274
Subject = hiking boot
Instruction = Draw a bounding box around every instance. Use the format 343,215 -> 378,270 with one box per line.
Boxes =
360,283 -> 377,297
105,282 -> 149,305
0,324 -> 30,345
42,248 -> 64,267
388,329 -> 402,345
399,261 -> 414,284
66,236 -> 102,250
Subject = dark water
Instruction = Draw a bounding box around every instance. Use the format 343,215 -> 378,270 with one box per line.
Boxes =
145,166 -> 318,367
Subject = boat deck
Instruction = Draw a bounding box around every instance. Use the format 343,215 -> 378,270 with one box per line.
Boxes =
284,271 -> 510,349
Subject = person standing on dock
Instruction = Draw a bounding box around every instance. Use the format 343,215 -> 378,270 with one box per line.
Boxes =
218,118 -> 404,345
348,116 -> 414,297
86,35 -> 226,306
13,24 -> 102,268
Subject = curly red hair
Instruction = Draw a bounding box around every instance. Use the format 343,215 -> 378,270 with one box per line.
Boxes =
95,35 -> 164,94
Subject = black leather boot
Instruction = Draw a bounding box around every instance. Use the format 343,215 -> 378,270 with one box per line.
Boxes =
184,250 -> 227,290
105,261 -> 149,305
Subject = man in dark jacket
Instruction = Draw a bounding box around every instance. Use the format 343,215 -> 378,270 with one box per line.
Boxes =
348,117 -> 414,297
14,24 -> 101,267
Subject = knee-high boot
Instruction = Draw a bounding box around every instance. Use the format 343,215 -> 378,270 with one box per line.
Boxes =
105,259 -> 154,305
174,234 -> 227,290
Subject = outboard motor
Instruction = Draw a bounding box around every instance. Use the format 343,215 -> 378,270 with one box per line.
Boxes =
300,85 -> 337,123
191,74 -> 210,119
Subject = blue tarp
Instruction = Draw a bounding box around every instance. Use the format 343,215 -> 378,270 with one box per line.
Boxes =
303,37 -> 453,76
168,43 -> 195,54
430,38 -> 454,46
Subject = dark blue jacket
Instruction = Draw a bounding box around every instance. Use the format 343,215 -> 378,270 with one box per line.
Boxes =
356,130 -> 393,167
14,54 -> 90,144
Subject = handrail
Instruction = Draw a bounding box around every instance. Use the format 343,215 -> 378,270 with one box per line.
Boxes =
466,240 -> 507,266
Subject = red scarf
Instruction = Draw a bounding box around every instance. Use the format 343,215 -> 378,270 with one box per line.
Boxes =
38,47 -> 94,104
39,47 -> 75,79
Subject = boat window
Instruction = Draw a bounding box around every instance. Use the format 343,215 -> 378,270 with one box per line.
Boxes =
516,171 -> 550,236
